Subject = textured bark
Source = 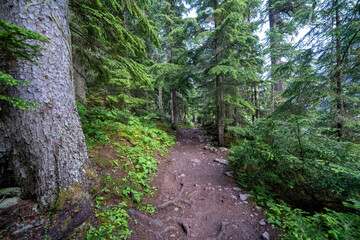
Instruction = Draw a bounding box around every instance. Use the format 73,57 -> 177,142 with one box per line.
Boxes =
73,54 -> 87,103
0,0 -> 89,209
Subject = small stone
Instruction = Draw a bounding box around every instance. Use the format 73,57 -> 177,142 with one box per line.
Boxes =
170,234 -> 176,238
250,214 -> 254,217
261,231 -> 270,240
170,196 -> 174,200
204,187 -> 212,191
219,147 -> 229,152
239,193 -> 251,201
232,187 -> 241,191
259,219 -> 266,226
180,174 -> 185,177
224,171 -> 233,177
255,206 -> 262,211
0,197 -> 20,209
231,195 -> 237,200
174,207 -> 179,212
194,184 -> 199,187
243,201 -> 248,204
214,159 -> 229,165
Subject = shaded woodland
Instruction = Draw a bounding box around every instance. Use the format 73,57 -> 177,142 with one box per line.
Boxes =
0,0 -> 359,239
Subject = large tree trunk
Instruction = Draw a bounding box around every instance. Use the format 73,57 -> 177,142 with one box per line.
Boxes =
0,0 -> 89,213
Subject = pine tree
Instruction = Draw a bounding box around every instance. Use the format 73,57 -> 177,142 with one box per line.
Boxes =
190,0 -> 262,146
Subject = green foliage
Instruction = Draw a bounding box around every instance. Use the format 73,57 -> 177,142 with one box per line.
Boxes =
178,120 -> 194,130
229,117 -> 360,239
79,102 -> 174,239
87,201 -> 131,239
0,19 -> 48,110
264,199 -> 360,240
230,117 -> 360,205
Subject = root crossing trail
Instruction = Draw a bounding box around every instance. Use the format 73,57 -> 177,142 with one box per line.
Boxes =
129,128 -> 280,240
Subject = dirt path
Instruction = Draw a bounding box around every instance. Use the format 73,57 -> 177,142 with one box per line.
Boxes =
129,128 -> 280,240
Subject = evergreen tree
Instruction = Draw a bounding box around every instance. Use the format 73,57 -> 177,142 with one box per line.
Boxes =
70,0 -> 158,110
148,0 -> 195,130
190,0 -> 262,146
277,0 -> 360,142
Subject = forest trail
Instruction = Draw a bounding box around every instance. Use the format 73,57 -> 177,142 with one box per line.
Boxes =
129,129 -> 280,240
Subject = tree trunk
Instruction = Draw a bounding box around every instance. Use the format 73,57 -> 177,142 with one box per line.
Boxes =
252,84 -> 259,122
158,85 -> 163,110
171,88 -> 179,130
269,0 -> 283,111
335,0 -> 344,141
73,53 -> 87,103
0,0 -> 89,212
214,0 -> 225,146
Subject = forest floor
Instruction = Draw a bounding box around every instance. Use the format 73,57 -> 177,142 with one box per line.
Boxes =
129,128 -> 281,240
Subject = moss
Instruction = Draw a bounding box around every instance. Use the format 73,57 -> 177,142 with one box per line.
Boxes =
54,188 -> 72,211
60,216 -> 72,232
90,156 -> 114,168
67,221 -> 92,239
54,184 -> 85,211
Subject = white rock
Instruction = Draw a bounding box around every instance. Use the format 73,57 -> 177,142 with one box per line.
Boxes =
232,187 -> 241,191
214,159 -> 229,165
224,171 -> 233,177
174,207 -> 179,212
231,195 -> 237,200
0,197 -> 20,209
219,147 -> 229,152
261,231 -> 270,240
259,219 -> 266,226
170,234 -> 176,238
239,193 -> 251,201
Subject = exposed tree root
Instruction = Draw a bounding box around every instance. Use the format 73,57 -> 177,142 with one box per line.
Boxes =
129,183 -> 192,239
155,183 -> 191,210
216,221 -> 228,240
129,208 -> 190,239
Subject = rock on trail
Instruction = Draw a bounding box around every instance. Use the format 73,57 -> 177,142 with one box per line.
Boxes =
129,128 -> 280,240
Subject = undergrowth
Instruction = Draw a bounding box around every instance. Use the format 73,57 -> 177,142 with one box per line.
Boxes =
229,117 -> 360,239
78,104 -> 175,239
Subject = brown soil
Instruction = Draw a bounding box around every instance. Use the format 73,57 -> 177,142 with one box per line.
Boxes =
129,128 -> 282,240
